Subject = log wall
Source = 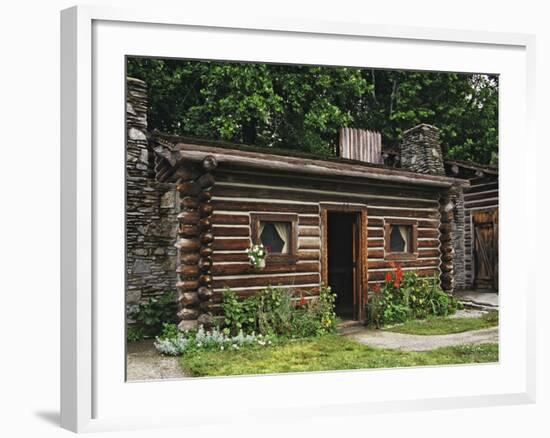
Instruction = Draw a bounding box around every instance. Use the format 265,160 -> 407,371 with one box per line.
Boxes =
210,170 -> 445,309
463,175 -> 499,287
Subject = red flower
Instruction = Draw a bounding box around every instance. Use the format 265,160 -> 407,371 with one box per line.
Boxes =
385,272 -> 392,283
300,295 -> 306,305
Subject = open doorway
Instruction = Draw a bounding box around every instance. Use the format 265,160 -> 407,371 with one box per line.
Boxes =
327,212 -> 358,320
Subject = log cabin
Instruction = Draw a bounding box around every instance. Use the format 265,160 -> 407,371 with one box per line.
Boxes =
126,77 -> 498,331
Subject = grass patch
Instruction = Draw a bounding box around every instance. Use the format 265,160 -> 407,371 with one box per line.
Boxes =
384,311 -> 499,335
179,334 -> 498,377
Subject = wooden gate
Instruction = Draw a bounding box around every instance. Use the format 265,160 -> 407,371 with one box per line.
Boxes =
472,209 -> 498,291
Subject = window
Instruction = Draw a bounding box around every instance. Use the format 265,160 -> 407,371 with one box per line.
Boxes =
259,221 -> 290,254
251,213 -> 298,263
389,225 -> 411,252
384,220 -> 418,260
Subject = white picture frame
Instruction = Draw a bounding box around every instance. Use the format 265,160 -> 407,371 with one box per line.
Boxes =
60,5 -> 536,433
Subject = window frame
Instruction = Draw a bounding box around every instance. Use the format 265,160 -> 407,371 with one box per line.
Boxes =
384,219 -> 419,261
250,213 -> 298,264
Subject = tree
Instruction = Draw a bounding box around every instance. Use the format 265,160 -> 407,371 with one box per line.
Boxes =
128,58 -> 498,164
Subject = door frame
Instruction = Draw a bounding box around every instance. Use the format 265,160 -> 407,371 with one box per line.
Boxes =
320,203 -> 368,321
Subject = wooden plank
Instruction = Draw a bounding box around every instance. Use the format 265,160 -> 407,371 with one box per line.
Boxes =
213,251 -> 319,263
418,239 -> 440,248
463,190 -> 499,202
213,273 -> 320,289
299,238 -> 321,250
368,258 -> 440,269
466,181 -> 498,194
418,249 -> 440,258
298,227 -> 321,237
367,248 -> 384,259
464,198 -> 499,209
212,226 -> 250,237
368,228 -> 384,238
211,213 -> 250,225
367,207 -> 440,219
418,229 -> 440,239
212,200 -> 319,214
212,261 -> 319,276
212,184 -> 439,209
367,238 -> 385,247
368,268 -> 438,281
212,238 -> 250,251
216,172 -> 442,202
299,216 -> 320,226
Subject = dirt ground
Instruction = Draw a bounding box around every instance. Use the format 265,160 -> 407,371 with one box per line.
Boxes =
126,340 -> 188,381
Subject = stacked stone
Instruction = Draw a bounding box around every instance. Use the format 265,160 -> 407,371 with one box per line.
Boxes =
439,191 -> 455,293
175,156 -> 218,331
400,124 -> 446,176
450,188 -> 466,289
126,77 -> 178,321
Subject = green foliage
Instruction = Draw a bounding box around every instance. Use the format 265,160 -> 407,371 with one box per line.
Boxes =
126,325 -> 145,343
385,311 -> 499,335
128,58 -> 498,164
367,268 -> 461,328
179,334 -> 498,377
220,284 -> 337,338
130,290 -> 178,338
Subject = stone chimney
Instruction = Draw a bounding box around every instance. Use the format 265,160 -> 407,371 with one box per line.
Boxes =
400,124 -> 445,176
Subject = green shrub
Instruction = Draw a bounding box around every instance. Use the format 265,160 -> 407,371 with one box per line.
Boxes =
366,267 -> 460,328
126,325 -> 145,343
130,290 -> 178,338
220,284 -> 337,338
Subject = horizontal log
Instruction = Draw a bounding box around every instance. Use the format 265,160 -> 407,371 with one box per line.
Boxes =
418,229 -> 439,239
368,248 -> 384,259
367,207 -> 440,220
298,216 -> 320,226
463,190 -> 499,202
179,224 -> 199,238
368,268 -> 439,281
367,238 -> 385,247
211,213 -> 250,225
212,226 -> 250,237
464,198 -> 499,209
175,238 -> 200,252
367,228 -> 383,238
418,239 -> 440,248
299,238 -> 320,250
216,172 -> 443,200
212,261 -> 320,276
368,218 -> 384,227
368,258 -> 440,269
212,250 -> 319,263
418,249 -> 440,258
177,181 -> 201,197
212,238 -> 250,251
180,197 -> 199,210
466,181 -> 498,194
298,227 -> 320,237
213,273 -> 320,289
212,185 -> 439,209
212,200 -> 319,215
177,211 -> 200,224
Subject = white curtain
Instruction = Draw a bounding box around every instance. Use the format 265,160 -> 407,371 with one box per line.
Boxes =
273,222 -> 290,253
398,226 -> 409,252
259,222 -> 265,237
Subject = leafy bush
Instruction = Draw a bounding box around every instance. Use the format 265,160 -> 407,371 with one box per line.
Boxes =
367,266 -> 461,328
126,325 -> 145,343
154,326 -> 274,356
220,284 -> 337,338
129,290 -> 178,338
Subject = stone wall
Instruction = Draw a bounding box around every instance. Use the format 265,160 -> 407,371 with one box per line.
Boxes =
126,77 -> 178,320
400,124 -> 446,176
451,188 -> 466,289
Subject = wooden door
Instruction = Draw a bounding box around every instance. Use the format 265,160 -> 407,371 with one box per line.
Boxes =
473,209 -> 498,291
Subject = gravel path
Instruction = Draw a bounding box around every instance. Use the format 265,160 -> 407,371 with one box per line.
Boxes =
126,340 -> 188,381
346,327 -> 498,351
